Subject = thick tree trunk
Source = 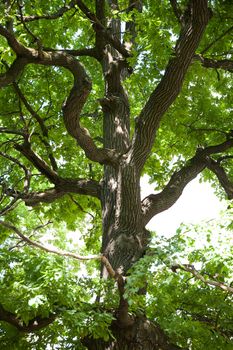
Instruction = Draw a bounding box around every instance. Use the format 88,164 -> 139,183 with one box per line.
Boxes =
83,316 -> 183,350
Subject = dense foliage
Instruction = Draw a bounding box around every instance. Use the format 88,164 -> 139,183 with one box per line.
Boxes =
0,1 -> 233,349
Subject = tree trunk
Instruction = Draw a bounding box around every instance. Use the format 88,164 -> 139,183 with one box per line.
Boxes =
83,316 -> 183,350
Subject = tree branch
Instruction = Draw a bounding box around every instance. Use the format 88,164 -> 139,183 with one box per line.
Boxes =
76,0 -> 131,57
0,26 -> 120,166
141,139 -> 233,225
171,264 -> 233,294
201,25 -> 233,54
13,82 -> 58,171
20,178 -> 101,206
0,57 -> 28,87
195,54 -> 233,72
0,151 -> 31,193
169,0 -> 184,25
0,220 -> 116,278
18,0 -> 77,22
129,0 -> 211,172
0,303 -> 57,332
124,0 -> 142,51
207,158 -> 233,199
14,141 -> 60,184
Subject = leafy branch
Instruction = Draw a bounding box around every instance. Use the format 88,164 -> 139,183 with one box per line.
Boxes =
172,264 -> 233,294
0,220 -> 116,278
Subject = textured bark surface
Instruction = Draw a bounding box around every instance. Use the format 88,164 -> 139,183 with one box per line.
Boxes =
83,315 -> 183,350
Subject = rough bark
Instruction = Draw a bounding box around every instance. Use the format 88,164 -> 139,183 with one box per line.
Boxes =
83,316 -> 184,350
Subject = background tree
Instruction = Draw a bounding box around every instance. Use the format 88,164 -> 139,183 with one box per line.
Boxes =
0,0 -> 233,349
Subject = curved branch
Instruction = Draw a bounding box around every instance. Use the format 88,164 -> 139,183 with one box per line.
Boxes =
142,139 -> 233,225
0,26 -> 120,166
129,0 -> 211,172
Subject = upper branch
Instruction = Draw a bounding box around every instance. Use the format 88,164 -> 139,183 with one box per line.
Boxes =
17,0 -> 77,22
129,0 -> 211,172
141,139 -> 233,225
169,0 -> 185,26
125,0 -> 142,51
76,0 -> 130,57
0,26 -> 120,166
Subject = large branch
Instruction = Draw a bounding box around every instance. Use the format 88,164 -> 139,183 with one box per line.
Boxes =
129,0 -> 211,172
20,178 -> 101,206
0,25 -> 120,166
141,139 -> 233,225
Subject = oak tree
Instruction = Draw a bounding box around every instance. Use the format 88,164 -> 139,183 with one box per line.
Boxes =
0,0 -> 233,349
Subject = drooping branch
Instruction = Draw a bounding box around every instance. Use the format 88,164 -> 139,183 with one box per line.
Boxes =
142,139 -> 233,225
171,264 -> 233,294
0,303 -> 57,332
0,220 -> 116,278
129,0 -> 211,172
0,26 -> 120,166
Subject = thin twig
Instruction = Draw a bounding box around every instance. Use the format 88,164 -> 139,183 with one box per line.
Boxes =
172,264 -> 233,294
